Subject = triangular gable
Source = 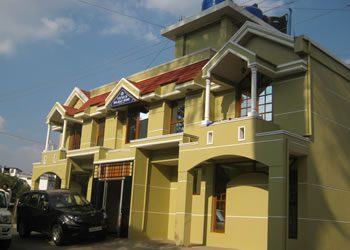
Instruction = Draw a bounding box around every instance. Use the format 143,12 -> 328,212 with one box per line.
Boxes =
64,87 -> 90,107
202,41 -> 257,78
46,102 -> 66,124
110,89 -> 137,107
231,21 -> 294,49
104,78 -> 140,108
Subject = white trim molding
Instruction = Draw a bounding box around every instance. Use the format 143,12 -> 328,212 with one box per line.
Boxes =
256,130 -> 310,142
130,139 -> 182,149
94,157 -> 135,165
231,21 -> 294,48
180,139 -> 283,153
64,87 -> 89,106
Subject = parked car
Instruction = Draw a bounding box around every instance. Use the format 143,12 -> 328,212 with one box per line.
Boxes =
0,189 -> 12,249
16,189 -> 108,245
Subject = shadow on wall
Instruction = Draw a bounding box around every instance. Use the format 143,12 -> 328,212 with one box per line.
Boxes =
293,60 -> 350,249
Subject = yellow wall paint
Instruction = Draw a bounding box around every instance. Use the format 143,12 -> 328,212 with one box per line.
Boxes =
184,22 -> 221,55
214,90 -> 236,121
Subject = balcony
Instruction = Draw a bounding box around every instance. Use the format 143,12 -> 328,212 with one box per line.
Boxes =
129,132 -> 198,150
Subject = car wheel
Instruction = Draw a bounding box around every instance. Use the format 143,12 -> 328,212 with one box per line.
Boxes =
18,221 -> 31,238
51,224 -> 65,246
1,239 -> 11,249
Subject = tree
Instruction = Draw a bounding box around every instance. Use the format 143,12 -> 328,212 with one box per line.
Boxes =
0,174 -> 30,203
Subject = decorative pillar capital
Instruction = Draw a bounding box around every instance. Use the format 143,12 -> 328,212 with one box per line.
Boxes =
202,73 -> 211,80
249,63 -> 258,70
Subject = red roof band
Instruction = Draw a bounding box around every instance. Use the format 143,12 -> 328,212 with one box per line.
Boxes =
62,59 -> 208,116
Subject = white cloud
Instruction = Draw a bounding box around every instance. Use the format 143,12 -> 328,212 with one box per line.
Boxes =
0,143 -> 42,173
0,0 -> 289,56
0,0 -> 86,55
344,58 -> 350,65
143,0 -> 202,17
100,1 -> 160,41
0,40 -> 14,56
0,116 -> 5,130
143,0 -> 287,17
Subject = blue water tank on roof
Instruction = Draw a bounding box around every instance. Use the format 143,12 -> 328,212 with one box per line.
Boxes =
202,0 -> 214,11
244,4 -> 264,20
202,0 -> 226,11
215,0 -> 226,5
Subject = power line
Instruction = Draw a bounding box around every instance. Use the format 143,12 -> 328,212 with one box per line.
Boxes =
263,1 -> 295,14
71,40 -> 170,82
295,3 -> 350,26
0,39 -> 170,102
0,130 -> 45,146
146,41 -> 171,69
260,7 -> 350,12
76,0 -> 165,28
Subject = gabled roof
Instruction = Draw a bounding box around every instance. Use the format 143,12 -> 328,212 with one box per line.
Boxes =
63,60 -> 209,114
80,89 -> 91,98
62,105 -> 79,116
231,21 -> 294,48
132,60 -> 209,95
63,87 -> 90,106
74,92 -> 111,114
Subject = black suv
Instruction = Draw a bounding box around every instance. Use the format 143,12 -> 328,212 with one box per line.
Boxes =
17,189 -> 108,245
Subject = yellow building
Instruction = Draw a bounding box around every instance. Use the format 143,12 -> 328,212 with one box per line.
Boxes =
32,2 -> 350,250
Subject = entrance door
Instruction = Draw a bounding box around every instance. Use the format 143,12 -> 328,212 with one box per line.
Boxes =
91,163 -> 133,237
105,180 -> 121,233
91,177 -> 132,237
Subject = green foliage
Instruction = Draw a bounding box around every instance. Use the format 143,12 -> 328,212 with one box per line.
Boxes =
0,174 -> 30,202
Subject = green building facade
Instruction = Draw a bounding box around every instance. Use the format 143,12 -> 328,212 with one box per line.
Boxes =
32,2 -> 350,249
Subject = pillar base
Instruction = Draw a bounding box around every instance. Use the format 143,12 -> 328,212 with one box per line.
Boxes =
248,110 -> 260,118
201,120 -> 212,126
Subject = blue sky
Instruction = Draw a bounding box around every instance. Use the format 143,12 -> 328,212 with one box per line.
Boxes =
0,0 -> 349,173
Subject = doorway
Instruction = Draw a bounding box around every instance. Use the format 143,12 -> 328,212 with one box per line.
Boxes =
91,163 -> 133,237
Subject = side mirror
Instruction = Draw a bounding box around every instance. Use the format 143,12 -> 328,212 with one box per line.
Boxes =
42,201 -> 49,211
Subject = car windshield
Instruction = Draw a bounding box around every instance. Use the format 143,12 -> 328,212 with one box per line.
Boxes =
0,192 -> 6,208
50,193 -> 89,208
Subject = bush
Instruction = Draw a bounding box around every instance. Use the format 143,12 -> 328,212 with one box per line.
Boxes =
0,174 -> 31,203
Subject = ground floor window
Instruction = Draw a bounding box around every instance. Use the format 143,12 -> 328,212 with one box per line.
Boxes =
214,193 -> 226,232
213,166 -> 229,233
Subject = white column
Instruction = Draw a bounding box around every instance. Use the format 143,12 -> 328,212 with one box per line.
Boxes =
248,64 -> 259,117
60,119 -> 68,149
202,76 -> 212,125
45,124 -> 52,152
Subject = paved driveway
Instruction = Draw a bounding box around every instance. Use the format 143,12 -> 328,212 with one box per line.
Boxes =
9,231 -> 234,250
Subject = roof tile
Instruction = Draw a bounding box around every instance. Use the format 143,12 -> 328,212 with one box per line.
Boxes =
62,60 -> 208,115
132,60 -> 208,95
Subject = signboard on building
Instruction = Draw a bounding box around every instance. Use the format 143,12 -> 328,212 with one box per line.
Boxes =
111,89 -> 136,107
95,162 -> 133,181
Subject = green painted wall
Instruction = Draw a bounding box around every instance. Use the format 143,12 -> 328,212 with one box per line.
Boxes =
184,22 -> 221,55
214,89 -> 236,121
273,75 -> 308,135
285,56 -> 350,250
245,36 -> 299,65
